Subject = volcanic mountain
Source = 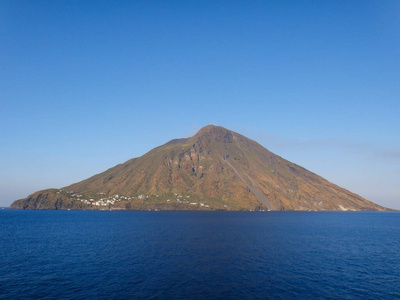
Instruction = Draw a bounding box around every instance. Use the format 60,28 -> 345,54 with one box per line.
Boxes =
11,125 -> 386,211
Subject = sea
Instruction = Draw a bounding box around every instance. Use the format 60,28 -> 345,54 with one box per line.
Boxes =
1,209 -> 399,299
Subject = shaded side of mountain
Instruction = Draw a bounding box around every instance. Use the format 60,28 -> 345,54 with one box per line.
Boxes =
10,189 -> 88,210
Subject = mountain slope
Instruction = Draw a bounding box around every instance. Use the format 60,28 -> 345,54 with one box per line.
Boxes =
11,125 -> 387,211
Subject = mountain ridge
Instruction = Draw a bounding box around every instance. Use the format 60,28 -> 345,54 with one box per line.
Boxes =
10,125 -> 388,211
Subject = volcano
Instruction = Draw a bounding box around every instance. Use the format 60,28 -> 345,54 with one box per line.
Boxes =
11,125 -> 387,211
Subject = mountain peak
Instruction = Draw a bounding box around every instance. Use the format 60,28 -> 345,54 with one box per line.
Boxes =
195,124 -> 228,135
194,125 -> 234,142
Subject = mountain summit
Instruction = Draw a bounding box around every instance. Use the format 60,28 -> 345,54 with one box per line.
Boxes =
11,125 -> 386,211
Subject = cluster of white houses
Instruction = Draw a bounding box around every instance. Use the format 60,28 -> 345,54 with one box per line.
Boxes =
172,193 -> 211,207
57,190 -> 217,208
57,190 -> 132,207
70,193 -> 129,206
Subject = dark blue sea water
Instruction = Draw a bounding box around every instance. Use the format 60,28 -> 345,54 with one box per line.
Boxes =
1,210 -> 399,299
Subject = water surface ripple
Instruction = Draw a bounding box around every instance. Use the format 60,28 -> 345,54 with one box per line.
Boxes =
1,210 -> 399,299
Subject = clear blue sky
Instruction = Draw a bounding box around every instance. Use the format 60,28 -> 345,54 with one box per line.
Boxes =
1,1 -> 399,208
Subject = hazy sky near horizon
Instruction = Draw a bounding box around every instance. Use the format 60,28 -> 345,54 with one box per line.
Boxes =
1,1 -> 399,208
